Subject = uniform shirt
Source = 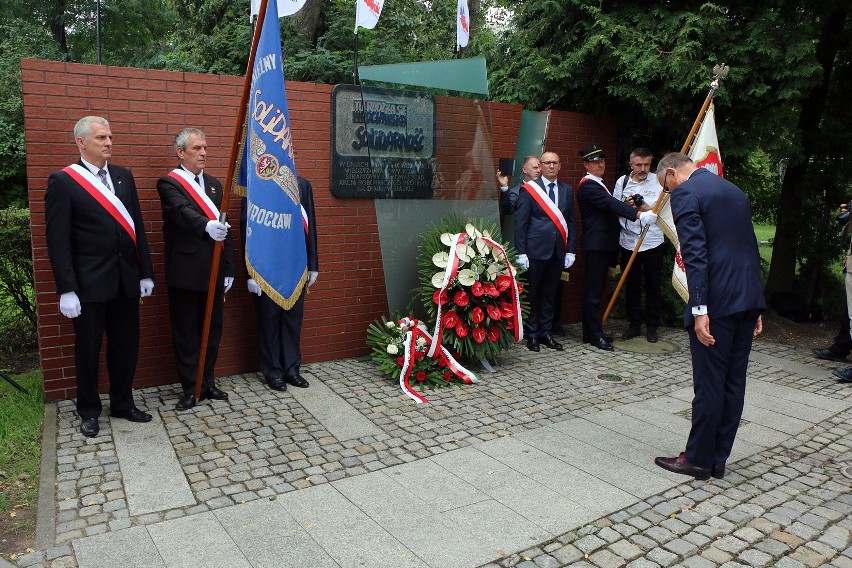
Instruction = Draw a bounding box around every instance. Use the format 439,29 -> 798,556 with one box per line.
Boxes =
613,173 -> 664,251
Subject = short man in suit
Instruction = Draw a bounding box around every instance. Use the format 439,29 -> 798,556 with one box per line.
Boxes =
576,144 -> 656,351
654,152 -> 765,480
45,115 -> 155,437
157,128 -> 234,410
241,177 -> 319,391
514,151 -> 575,352
497,155 -> 541,215
613,148 -> 666,343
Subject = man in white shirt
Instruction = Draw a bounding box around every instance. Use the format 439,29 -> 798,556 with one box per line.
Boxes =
613,148 -> 665,342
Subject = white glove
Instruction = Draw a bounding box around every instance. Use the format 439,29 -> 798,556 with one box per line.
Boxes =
247,278 -> 262,296
205,220 -> 228,242
59,291 -> 81,318
638,211 -> 658,225
139,278 -> 154,297
307,271 -> 319,288
564,253 -> 576,269
516,254 -> 529,270
224,276 -> 234,293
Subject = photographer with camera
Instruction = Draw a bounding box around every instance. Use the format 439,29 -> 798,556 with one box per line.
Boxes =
815,203 -> 852,382
614,148 -> 666,342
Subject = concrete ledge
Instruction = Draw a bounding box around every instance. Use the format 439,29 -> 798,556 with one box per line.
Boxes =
35,402 -> 57,550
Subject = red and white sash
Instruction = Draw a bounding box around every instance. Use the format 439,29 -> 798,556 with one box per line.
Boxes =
301,205 -> 309,235
522,180 -> 568,250
64,164 -> 136,246
579,175 -> 610,195
168,169 -> 220,221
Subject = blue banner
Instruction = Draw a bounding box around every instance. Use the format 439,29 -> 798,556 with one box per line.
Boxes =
241,0 -> 307,309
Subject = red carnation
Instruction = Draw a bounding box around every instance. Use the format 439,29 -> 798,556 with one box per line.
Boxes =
453,290 -> 469,307
432,289 -> 449,305
496,274 -> 512,292
438,358 -> 447,367
396,356 -> 405,366
416,371 -> 427,382
483,283 -> 500,297
471,281 -> 485,297
443,310 -> 459,328
443,371 -> 452,382
455,321 -> 469,338
471,306 -> 485,323
487,305 -> 502,320
472,326 -> 486,344
414,350 -> 425,360
487,325 -> 501,342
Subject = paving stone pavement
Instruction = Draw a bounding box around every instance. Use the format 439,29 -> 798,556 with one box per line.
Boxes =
9,323 -> 852,568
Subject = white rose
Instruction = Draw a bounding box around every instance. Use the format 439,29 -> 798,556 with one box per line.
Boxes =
387,344 -> 399,355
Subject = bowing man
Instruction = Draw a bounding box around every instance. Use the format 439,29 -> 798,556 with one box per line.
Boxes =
514,151 -> 576,352
45,115 -> 155,437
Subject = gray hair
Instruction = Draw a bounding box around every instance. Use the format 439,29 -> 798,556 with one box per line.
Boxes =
656,152 -> 693,176
74,116 -> 109,140
174,128 -> 206,151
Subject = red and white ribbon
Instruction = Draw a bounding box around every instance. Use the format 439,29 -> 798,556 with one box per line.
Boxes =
428,233 -> 465,357
479,236 -> 524,342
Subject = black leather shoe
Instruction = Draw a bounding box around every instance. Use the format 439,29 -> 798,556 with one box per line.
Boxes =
175,394 -> 197,411
111,407 -> 152,423
589,337 -> 614,351
200,387 -> 229,401
711,464 -> 725,479
646,328 -> 659,343
814,348 -> 848,362
583,334 -> 613,344
80,417 -> 99,437
285,375 -> 309,388
832,367 -> 852,383
540,335 -> 564,351
526,338 -> 540,352
622,326 -> 641,340
654,453 -> 710,480
267,377 -> 287,391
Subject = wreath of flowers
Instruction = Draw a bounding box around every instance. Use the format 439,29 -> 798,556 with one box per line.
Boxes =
417,215 -> 526,364
366,314 -> 477,403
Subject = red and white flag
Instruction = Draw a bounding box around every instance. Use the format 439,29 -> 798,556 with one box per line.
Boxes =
356,0 -> 384,30
657,103 -> 723,303
457,0 -> 470,47
250,0 -> 306,19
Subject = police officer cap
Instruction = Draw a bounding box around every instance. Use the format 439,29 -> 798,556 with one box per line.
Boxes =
579,144 -> 605,162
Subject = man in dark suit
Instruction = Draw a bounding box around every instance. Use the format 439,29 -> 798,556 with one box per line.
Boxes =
514,151 -> 575,352
45,115 -> 155,437
576,144 -> 656,351
157,128 -> 234,411
654,152 -> 765,480
241,177 -> 319,391
497,155 -> 541,215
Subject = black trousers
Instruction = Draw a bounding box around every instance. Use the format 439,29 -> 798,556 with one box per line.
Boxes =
253,290 -> 305,381
523,252 -> 563,340
73,295 -> 139,418
830,316 -> 852,353
685,309 -> 760,469
582,250 -> 617,340
168,286 -> 223,394
619,244 -> 664,329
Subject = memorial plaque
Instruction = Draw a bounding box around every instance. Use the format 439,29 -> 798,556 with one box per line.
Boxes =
330,84 -> 435,198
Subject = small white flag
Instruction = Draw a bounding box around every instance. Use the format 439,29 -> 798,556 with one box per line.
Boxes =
251,0 -> 306,19
356,0 -> 384,31
457,0 -> 470,47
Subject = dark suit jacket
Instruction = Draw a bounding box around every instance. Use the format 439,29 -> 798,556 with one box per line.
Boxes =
45,162 -> 154,302
577,176 -> 638,253
499,183 -> 520,215
671,168 -> 766,327
514,177 -> 576,260
156,170 -> 235,291
239,176 -> 319,273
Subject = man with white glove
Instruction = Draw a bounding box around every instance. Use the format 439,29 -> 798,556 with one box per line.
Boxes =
157,128 -> 235,411
45,116 -> 155,437
577,144 -> 656,351
513,151 -> 576,352
241,176 -> 320,392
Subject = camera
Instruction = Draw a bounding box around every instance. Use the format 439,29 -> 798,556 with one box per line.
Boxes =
631,193 -> 645,207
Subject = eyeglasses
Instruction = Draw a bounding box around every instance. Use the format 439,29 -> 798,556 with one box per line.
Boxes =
541,161 -> 560,165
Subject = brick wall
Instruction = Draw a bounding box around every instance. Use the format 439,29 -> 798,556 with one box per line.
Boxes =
21,59 -> 617,401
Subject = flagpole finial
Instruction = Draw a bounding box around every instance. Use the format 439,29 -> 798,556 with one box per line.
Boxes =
710,63 -> 729,91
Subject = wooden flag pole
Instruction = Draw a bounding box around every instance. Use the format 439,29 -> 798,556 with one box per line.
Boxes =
193,0 -> 270,400
602,64 -> 729,326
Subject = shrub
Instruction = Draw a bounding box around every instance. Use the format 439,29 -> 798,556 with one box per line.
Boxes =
0,207 -> 35,327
